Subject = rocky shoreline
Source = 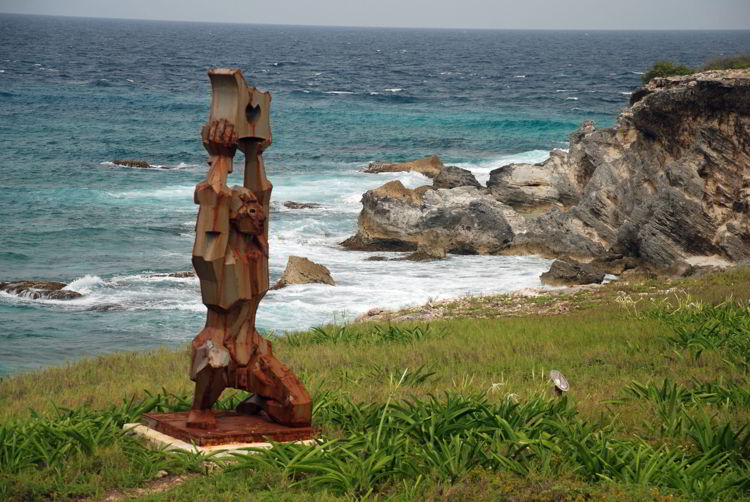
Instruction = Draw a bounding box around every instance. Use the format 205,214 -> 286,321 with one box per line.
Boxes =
342,69 -> 750,280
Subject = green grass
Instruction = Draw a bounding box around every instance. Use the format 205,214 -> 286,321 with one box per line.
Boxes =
1,267 -> 749,501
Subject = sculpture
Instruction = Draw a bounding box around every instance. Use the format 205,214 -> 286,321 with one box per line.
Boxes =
186,69 -> 312,430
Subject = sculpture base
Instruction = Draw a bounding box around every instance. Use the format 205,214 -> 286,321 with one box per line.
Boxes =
142,411 -> 317,446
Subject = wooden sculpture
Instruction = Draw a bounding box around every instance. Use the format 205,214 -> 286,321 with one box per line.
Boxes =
186,69 -> 312,430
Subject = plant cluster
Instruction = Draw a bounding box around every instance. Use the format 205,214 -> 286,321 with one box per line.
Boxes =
284,324 -> 436,347
703,54 -> 750,70
0,392 -> 217,499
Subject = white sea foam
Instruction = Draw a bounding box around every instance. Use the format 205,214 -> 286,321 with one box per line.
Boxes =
325,91 -> 354,95
513,75 -> 526,78
565,97 -> 579,101
384,88 -> 403,92
65,275 -> 106,294
3,149 -> 563,334
110,186 -> 194,200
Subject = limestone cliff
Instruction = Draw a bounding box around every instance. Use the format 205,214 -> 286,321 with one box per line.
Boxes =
343,69 -> 750,273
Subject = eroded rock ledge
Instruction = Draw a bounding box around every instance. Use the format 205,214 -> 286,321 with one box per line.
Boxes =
343,70 -> 750,274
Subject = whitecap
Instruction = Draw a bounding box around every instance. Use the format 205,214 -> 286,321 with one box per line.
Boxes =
127,79 -> 134,83
513,75 -> 526,78
565,96 -> 579,101
384,88 -> 402,92
324,91 -> 354,95
619,91 -> 632,95
65,275 -> 106,294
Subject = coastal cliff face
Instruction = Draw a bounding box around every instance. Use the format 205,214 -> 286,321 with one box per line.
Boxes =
344,69 -> 750,272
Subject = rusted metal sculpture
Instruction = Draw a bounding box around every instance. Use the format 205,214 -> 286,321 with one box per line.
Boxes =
185,69 -> 312,430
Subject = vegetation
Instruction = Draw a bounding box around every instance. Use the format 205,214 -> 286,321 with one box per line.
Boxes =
641,61 -> 695,84
641,54 -> 750,84
1,266 -> 749,501
703,54 -> 750,71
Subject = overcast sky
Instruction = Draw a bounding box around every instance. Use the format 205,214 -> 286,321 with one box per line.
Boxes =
2,0 -> 749,30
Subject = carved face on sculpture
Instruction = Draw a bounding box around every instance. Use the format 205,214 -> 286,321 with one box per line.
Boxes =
230,187 -> 265,235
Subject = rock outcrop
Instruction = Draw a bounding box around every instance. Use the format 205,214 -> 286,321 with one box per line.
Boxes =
0,281 -> 82,300
341,181 -> 523,255
486,149 -> 582,210
344,70 -> 750,272
540,260 -> 605,286
113,160 -> 153,168
363,156 -> 444,178
433,166 -> 481,189
283,201 -> 322,209
271,256 -> 335,290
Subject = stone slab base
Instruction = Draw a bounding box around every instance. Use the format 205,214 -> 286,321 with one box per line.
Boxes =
124,421 -> 317,459
140,411 -> 318,446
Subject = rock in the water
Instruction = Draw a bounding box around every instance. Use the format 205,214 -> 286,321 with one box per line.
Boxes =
433,166 -> 481,189
363,156 -> 444,178
540,260 -> 605,286
342,181 -> 520,255
283,201 -> 322,209
0,281 -> 82,300
365,256 -> 388,261
147,271 -> 195,278
113,159 -> 153,168
400,246 -> 447,261
272,256 -> 335,290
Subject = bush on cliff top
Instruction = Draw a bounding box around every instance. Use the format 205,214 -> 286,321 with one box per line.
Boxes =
641,61 -> 694,84
641,54 -> 750,84
703,53 -> 750,70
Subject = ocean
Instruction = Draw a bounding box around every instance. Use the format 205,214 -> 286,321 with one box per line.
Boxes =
1,14 -> 748,374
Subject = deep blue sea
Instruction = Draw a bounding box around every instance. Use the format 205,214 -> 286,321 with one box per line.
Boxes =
1,14 -> 748,374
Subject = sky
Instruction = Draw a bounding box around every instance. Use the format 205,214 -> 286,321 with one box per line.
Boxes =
1,0 -> 749,30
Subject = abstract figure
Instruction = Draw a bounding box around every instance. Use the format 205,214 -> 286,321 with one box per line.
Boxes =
187,69 -> 312,430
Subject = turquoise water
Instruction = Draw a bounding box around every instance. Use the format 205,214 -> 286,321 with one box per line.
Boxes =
1,14 -> 749,373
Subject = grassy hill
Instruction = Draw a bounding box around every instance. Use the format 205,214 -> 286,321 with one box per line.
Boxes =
1,267 -> 749,501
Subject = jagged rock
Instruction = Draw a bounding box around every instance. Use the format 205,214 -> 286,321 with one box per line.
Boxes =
365,256 -> 388,261
342,181 -> 520,255
346,70 -> 750,272
587,253 -> 640,275
400,245 -> 447,261
487,150 -> 582,209
283,201 -> 322,209
271,256 -> 335,290
0,281 -> 82,300
147,271 -> 195,278
433,166 -> 481,189
363,156 -> 444,178
113,159 -> 153,168
540,260 -> 605,286
85,303 -> 124,312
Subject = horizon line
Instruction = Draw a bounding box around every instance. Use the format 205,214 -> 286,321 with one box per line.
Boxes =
2,11 -> 749,32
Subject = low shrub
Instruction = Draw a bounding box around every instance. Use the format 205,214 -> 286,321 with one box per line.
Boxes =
642,61 -> 694,84
703,54 -> 750,70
